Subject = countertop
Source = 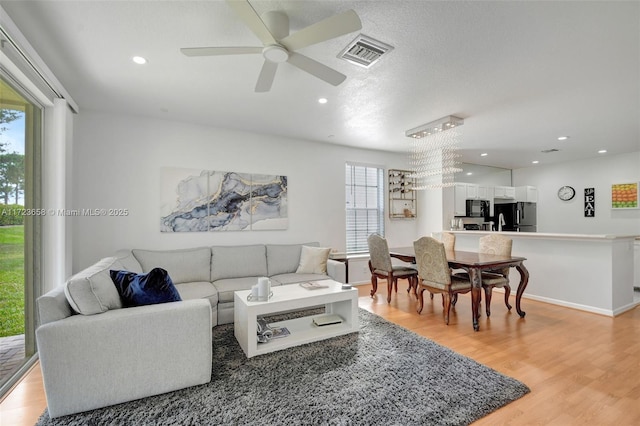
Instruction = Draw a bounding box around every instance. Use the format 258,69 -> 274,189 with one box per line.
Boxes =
444,230 -> 639,241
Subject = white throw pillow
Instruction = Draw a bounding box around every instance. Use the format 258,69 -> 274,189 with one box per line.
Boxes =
296,246 -> 331,274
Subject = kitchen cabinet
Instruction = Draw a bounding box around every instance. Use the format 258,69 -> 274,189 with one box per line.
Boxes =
389,169 -> 416,218
477,185 -> 490,200
516,186 -> 538,203
465,183 -> 479,199
453,183 -> 467,216
494,185 -> 515,199
452,183 -> 491,215
457,183 -> 490,200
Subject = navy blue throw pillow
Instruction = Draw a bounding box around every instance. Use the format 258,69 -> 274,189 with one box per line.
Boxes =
110,268 -> 182,308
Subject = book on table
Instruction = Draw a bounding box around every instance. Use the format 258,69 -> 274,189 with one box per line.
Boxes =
313,314 -> 343,326
269,326 -> 290,339
299,281 -> 330,290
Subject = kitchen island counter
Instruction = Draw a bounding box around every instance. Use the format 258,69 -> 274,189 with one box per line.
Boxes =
447,230 -> 638,240
435,231 -> 638,316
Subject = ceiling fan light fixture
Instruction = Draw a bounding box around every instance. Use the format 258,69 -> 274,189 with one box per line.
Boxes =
181,3 -> 361,92
263,45 -> 289,63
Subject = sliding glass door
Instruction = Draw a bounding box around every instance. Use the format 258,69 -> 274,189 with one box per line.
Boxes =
0,75 -> 42,394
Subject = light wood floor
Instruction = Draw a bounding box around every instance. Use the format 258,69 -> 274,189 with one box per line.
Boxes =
2,283 -> 639,425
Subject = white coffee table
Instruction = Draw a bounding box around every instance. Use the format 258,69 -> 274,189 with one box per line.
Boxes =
234,279 -> 359,358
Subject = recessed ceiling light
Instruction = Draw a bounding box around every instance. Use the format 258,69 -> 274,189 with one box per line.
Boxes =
132,56 -> 147,65
466,172 -> 473,176
532,160 -> 539,164
598,149 -> 607,154
318,98 -> 328,104
480,153 -> 488,157
557,136 -> 569,141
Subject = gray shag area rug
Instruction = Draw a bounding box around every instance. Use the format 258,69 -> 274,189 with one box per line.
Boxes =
36,309 -> 529,426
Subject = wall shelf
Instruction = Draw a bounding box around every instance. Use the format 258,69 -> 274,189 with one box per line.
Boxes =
389,169 -> 416,219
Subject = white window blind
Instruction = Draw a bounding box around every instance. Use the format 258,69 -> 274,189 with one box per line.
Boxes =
345,163 -> 384,253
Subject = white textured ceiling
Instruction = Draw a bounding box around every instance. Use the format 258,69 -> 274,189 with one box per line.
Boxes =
2,0 -> 639,169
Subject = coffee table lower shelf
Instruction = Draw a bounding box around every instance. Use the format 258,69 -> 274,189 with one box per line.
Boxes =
234,280 -> 359,358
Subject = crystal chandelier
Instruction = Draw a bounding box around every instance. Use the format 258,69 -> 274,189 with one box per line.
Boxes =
406,115 -> 463,189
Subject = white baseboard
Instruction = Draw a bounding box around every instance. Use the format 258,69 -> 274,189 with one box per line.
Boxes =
354,281 -> 640,317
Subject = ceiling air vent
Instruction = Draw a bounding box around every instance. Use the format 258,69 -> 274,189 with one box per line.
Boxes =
541,148 -> 560,153
338,34 -> 394,68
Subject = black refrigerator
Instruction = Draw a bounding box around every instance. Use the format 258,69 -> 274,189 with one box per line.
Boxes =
494,202 -> 537,232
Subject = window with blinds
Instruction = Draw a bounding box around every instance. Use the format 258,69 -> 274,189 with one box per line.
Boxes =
345,163 -> 385,253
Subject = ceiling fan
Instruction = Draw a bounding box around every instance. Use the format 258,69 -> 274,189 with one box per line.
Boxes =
180,0 -> 362,92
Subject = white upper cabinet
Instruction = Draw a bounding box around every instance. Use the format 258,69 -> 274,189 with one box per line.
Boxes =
477,185 -> 490,200
494,185 -> 516,199
453,183 -> 468,216
457,183 -> 490,200
515,186 -> 538,202
466,183 -> 479,199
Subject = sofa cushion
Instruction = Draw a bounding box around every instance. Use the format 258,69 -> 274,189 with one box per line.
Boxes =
212,277 -> 263,303
174,282 -> 219,307
132,247 -> 211,284
296,246 -> 332,274
64,257 -> 124,315
266,242 -> 319,276
271,273 -> 331,285
114,250 -> 143,274
110,268 -> 182,307
211,245 -> 267,281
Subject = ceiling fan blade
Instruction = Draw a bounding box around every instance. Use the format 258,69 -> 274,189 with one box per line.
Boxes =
287,52 -> 346,86
280,9 -> 362,51
255,60 -> 278,92
226,0 -> 277,46
180,47 -> 263,57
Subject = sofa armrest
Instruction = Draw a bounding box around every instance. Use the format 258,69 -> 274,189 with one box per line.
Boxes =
36,299 -> 212,418
327,259 -> 346,283
37,285 -> 73,327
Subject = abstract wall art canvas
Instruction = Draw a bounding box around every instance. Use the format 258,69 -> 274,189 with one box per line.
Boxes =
161,167 -> 210,232
161,168 -> 288,232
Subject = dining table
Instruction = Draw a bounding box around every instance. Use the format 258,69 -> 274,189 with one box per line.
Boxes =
388,247 -> 530,331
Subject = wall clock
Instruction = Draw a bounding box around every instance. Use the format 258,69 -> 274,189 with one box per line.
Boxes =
558,185 -> 576,201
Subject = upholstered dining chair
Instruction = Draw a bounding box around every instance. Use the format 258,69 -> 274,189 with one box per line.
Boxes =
367,233 -> 419,303
413,236 -> 473,325
441,232 -> 456,252
478,234 -> 513,316
425,232 -> 456,301
454,234 -> 513,316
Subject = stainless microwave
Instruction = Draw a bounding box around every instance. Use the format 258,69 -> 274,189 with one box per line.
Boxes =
465,199 -> 489,218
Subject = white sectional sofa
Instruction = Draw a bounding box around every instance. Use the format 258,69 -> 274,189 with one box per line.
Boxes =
35,242 -> 345,418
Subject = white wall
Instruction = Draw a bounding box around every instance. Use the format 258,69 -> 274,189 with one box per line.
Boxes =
512,152 -> 640,235
70,111 -> 421,272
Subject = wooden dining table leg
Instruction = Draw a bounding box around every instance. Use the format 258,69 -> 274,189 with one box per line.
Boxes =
515,262 -> 530,317
468,268 -> 482,331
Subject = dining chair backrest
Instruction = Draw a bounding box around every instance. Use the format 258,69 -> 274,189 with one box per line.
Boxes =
441,232 -> 455,252
367,233 -> 393,272
479,234 -> 512,277
413,236 -> 451,286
